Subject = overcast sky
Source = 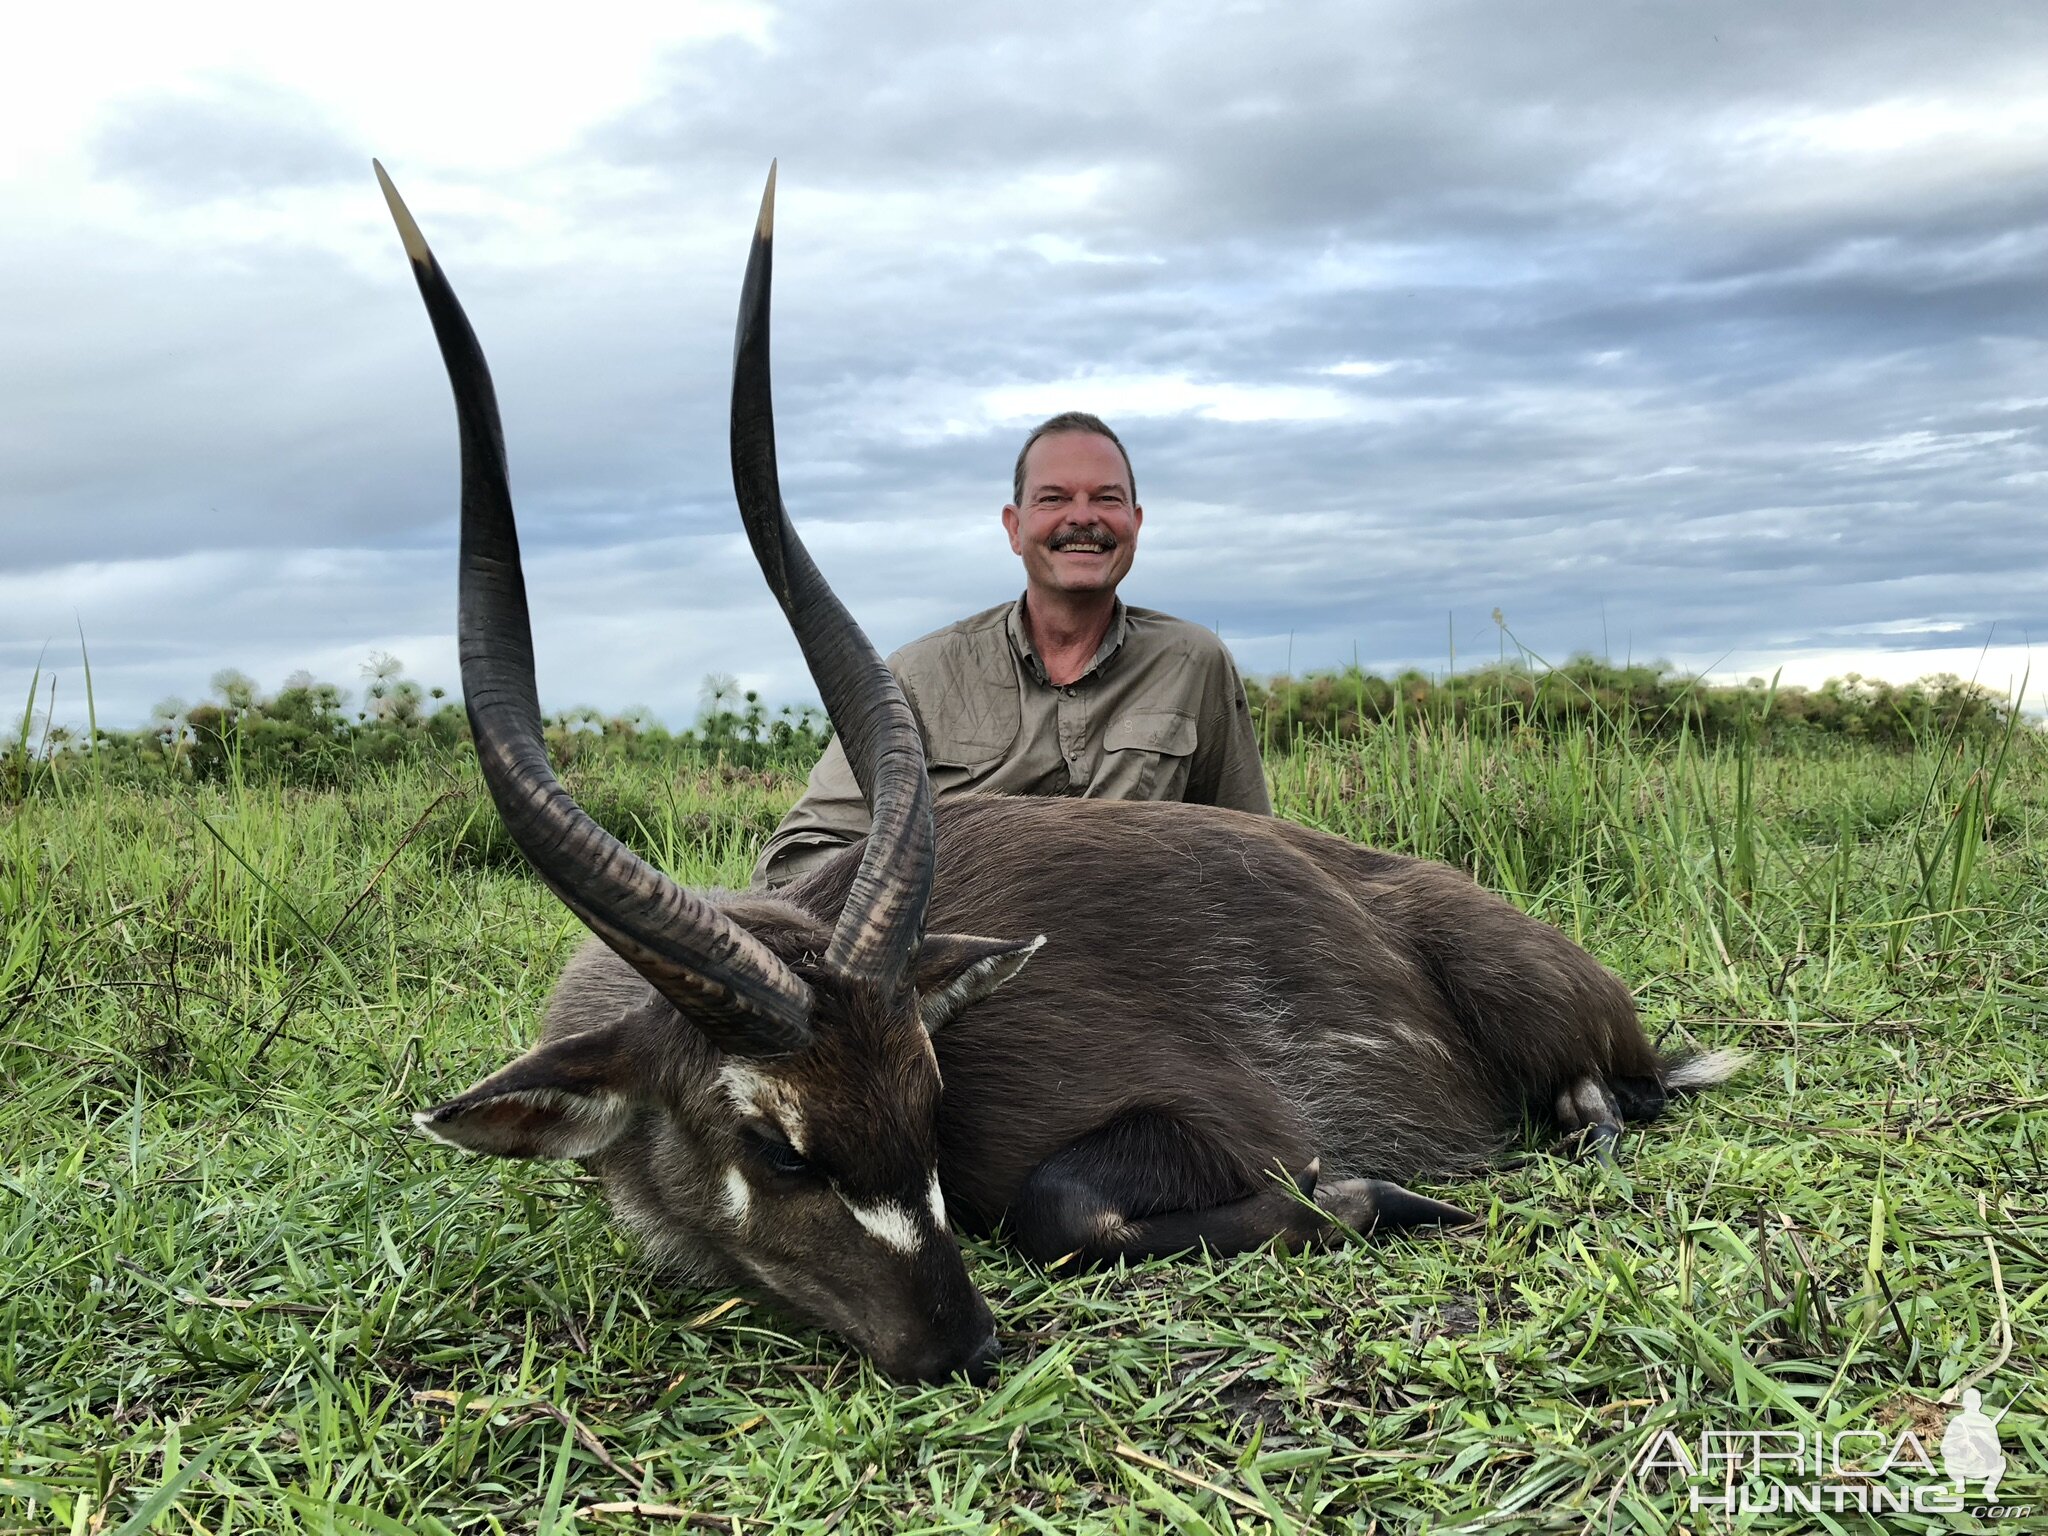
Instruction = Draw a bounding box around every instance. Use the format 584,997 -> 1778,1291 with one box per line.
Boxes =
6,0 -> 2046,730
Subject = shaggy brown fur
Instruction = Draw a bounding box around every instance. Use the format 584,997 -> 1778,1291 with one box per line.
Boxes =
423,792 -> 1737,1381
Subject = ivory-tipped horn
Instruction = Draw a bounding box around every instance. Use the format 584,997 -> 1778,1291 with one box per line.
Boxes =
376,160 -> 815,1055
729,164 -> 936,991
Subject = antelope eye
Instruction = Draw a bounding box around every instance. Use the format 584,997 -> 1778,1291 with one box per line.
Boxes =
742,1124 -> 812,1178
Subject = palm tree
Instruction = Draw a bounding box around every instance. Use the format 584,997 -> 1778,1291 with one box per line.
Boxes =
210,668 -> 258,712
149,697 -> 192,767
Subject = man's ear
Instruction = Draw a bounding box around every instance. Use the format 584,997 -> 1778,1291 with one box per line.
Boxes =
415,1026 -> 639,1160
916,933 -> 1045,1033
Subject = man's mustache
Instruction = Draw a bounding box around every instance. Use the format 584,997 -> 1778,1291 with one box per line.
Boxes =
1049,526 -> 1119,551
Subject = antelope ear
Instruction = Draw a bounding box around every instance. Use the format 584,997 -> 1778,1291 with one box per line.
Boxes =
415,1026 -> 639,1160
916,933 -> 1045,1033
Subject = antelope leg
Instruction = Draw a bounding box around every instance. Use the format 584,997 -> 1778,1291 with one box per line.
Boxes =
1009,1112 -> 1470,1265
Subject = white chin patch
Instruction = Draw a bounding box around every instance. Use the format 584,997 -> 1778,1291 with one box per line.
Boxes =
843,1196 -> 921,1255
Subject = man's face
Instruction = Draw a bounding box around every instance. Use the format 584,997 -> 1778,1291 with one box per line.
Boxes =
1002,432 -> 1143,599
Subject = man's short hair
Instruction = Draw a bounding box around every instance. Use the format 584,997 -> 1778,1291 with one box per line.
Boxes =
1010,412 -> 1137,507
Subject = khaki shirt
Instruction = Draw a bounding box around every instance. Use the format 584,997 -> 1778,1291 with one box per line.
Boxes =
752,597 -> 1271,887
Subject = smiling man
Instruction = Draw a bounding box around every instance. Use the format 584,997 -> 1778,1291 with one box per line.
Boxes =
752,411 -> 1271,888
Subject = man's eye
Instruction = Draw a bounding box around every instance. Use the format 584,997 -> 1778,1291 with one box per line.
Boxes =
744,1126 -> 812,1177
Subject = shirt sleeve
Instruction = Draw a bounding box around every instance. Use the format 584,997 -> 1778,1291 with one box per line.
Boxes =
750,732 -> 873,888
1190,643 -> 1272,815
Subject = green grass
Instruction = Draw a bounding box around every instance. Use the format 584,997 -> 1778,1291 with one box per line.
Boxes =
2,723 -> 2044,1533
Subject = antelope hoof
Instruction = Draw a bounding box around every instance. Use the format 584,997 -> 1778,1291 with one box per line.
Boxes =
1316,1177 -> 1477,1240
1556,1074 -> 1625,1161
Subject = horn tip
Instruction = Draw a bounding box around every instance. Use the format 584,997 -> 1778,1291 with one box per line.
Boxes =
374,160 -> 434,268
755,160 -> 777,240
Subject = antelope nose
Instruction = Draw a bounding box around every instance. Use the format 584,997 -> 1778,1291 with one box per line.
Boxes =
960,1334 -> 1002,1387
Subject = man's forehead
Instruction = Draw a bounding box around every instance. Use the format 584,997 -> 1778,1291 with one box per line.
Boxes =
1023,431 -> 1130,490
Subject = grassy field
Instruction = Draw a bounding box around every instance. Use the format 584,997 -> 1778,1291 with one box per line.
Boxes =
2,717 -> 2044,1533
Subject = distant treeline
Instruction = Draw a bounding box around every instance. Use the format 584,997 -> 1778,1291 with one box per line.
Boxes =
4,658 -> 830,795
1246,658 -> 2019,754
3,653 -> 2024,796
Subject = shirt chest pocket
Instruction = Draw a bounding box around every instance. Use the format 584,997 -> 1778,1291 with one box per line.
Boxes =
1098,709 -> 1198,800
919,684 -> 1020,788
907,646 -> 1021,779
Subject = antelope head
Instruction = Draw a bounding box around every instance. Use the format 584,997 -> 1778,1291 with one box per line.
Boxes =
378,163 -> 1036,1384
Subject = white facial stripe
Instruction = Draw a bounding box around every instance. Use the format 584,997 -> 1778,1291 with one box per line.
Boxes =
716,1063 -> 807,1153
843,1196 -> 921,1255
928,1172 -> 947,1229
722,1166 -> 752,1224
717,1063 -> 769,1115
777,1101 -> 806,1153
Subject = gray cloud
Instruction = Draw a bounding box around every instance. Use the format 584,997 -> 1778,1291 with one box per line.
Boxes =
9,0 -> 2048,728
91,75 -> 364,203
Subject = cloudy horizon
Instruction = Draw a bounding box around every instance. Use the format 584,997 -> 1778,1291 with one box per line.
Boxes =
6,0 -> 2046,732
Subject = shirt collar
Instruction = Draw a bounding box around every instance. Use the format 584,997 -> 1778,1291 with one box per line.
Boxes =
1007,594 -> 1129,686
